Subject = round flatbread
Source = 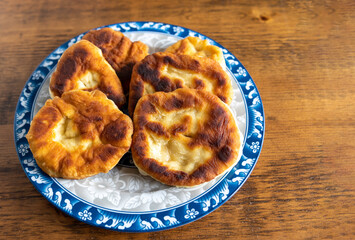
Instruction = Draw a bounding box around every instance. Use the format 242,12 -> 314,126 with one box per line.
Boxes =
49,40 -> 126,108
26,90 -> 133,179
131,88 -> 242,187
128,52 -> 233,115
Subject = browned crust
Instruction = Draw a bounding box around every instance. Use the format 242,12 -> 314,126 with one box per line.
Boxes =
49,40 -> 126,108
82,28 -> 149,94
128,52 -> 232,116
131,88 -> 241,187
26,90 -> 133,179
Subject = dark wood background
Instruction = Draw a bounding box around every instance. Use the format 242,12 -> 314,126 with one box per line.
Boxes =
1,0 -> 354,239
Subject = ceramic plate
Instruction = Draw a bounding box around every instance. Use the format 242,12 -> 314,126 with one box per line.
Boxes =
14,22 -> 264,232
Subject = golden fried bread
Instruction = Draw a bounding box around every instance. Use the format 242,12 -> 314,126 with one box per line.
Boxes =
131,88 -> 241,187
26,90 -> 133,179
82,28 -> 149,94
165,36 -> 225,67
49,40 -> 125,108
128,52 -> 233,115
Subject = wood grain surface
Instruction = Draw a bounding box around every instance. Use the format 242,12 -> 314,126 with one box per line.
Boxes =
1,0 -> 354,239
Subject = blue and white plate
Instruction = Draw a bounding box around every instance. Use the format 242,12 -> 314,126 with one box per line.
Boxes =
14,22 -> 264,232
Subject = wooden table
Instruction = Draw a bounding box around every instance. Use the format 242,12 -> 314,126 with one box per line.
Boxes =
1,0 -> 354,239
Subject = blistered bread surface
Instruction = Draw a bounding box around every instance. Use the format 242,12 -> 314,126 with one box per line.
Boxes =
26,90 -> 133,179
165,36 -> 225,67
49,40 -> 125,108
83,28 -> 149,93
131,88 -> 241,187
128,52 -> 233,115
